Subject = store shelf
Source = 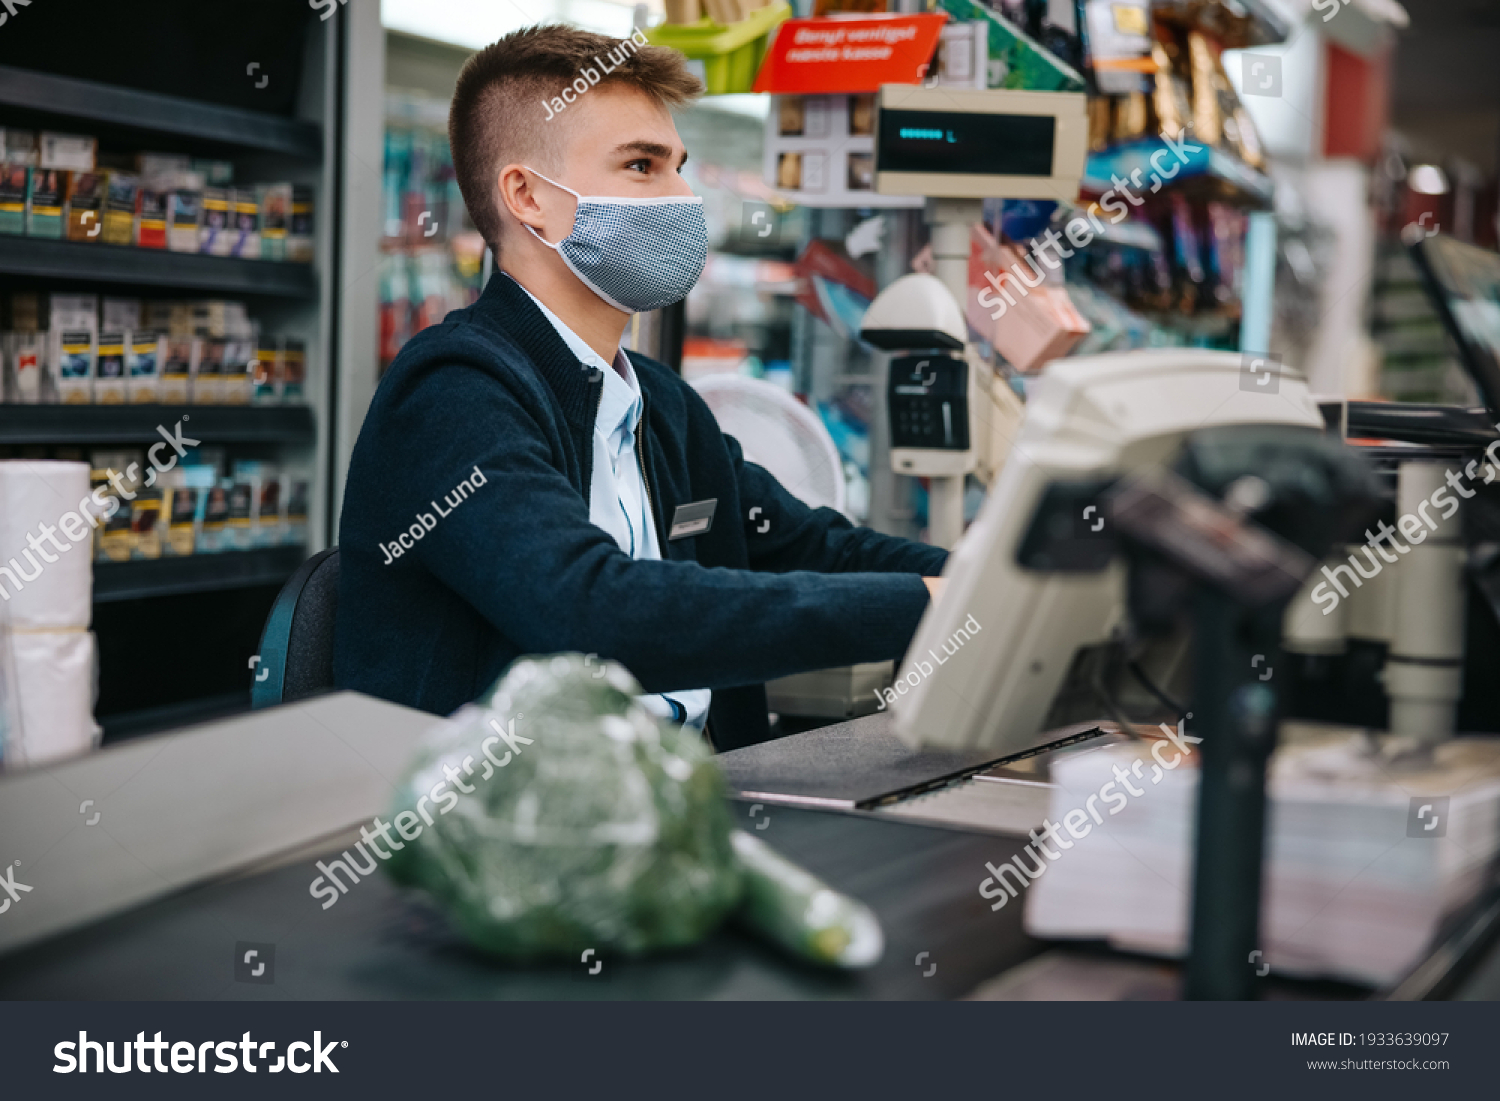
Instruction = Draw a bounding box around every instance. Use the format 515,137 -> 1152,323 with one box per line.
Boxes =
1083,139 -> 1275,209
1056,201 -> 1163,251
1152,0 -> 1292,48
0,65 -> 322,160
94,545 -> 307,603
0,237 -> 316,298
0,403 -> 315,446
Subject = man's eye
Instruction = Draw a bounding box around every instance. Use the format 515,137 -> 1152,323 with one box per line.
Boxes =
626,159 -> 650,173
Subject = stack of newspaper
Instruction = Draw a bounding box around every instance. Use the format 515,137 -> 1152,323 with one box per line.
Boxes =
1021,727 -> 1500,987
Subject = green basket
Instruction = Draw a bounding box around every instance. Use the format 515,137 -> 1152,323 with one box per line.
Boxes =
644,2 -> 791,95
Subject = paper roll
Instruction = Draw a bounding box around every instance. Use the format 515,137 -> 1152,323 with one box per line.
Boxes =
9,629 -> 100,767
0,460 -> 93,631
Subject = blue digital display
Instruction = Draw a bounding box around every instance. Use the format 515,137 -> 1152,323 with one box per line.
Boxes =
898,128 -> 951,141
879,109 -> 1056,177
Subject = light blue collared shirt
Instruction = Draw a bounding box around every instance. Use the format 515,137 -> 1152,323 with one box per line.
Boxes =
513,278 -> 711,731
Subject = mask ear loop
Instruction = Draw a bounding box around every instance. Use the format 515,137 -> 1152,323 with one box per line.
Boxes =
520,167 -> 581,248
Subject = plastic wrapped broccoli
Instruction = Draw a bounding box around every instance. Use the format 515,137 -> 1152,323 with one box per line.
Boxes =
383,653 -> 882,968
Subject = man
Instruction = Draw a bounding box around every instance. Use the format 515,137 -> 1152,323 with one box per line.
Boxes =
335,24 -> 947,750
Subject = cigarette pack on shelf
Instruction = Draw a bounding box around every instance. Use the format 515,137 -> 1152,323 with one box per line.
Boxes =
215,300 -> 250,337
0,128 -> 36,164
167,469 -> 206,554
65,171 -> 105,241
230,188 -> 260,258
131,482 -> 164,559
126,330 -> 164,403
253,334 -> 281,403
200,476 -> 231,553
91,451 -> 144,563
259,183 -> 291,261
102,173 -> 138,245
288,185 -> 314,262
0,164 -> 27,235
9,292 -> 40,330
160,468 -> 192,555
144,300 -> 173,332
221,333 -> 255,404
138,153 -> 189,180
254,465 -> 284,547
166,174 -> 204,253
93,331 -> 127,403
285,469 -> 309,545
225,463 -> 258,550
50,294 -> 98,331
281,338 -> 306,403
55,330 -> 95,404
135,180 -> 168,249
103,298 -> 140,331
159,335 -> 195,403
191,159 -> 233,187
25,168 -> 65,238
39,132 -> 96,172
200,187 -> 232,255
193,337 -> 225,404
4,332 -> 48,403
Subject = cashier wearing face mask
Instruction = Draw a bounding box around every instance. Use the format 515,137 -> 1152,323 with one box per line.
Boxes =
336,25 -> 947,751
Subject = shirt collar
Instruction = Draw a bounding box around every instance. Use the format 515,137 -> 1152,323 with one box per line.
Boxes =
509,275 -> 640,445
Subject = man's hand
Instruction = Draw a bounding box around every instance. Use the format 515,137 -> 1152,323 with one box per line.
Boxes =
922,577 -> 945,603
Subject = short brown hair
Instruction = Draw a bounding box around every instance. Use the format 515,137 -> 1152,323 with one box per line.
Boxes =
449,24 -> 703,252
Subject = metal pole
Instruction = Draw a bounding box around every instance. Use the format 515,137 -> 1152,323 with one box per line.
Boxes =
1184,589 -> 1282,1000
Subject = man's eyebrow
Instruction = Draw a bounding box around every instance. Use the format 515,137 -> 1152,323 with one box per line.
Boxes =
610,140 -> 681,162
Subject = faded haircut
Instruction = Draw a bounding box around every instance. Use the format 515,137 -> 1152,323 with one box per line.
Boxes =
448,23 -> 703,253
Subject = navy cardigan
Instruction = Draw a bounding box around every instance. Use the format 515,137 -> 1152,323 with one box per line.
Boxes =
334,272 -> 947,750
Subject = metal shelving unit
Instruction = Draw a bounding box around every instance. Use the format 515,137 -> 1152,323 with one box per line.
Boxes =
0,64 -> 323,160
0,0 -> 386,739
0,404 -> 315,446
0,237 -> 317,298
94,546 -> 309,603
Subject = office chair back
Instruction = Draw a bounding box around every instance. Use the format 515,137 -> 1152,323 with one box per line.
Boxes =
251,547 -> 340,708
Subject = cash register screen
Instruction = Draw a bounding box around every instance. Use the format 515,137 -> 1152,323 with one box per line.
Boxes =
1413,233 -> 1500,412
876,109 -> 1056,178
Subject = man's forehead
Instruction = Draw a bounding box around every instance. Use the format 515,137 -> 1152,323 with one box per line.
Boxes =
570,85 -> 684,153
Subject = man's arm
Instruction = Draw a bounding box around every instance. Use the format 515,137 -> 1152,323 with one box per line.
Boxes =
728,433 -> 949,577
379,365 -> 932,695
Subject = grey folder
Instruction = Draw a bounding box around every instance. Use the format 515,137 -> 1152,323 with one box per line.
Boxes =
717,711 -> 1007,809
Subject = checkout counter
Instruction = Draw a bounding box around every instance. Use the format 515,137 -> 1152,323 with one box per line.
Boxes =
7,345 -> 1500,1002
3,702 -> 1500,1000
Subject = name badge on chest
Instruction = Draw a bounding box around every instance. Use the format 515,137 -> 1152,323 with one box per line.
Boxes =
668,498 -> 717,540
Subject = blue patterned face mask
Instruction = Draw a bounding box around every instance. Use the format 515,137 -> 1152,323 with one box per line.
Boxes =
523,168 -> 709,314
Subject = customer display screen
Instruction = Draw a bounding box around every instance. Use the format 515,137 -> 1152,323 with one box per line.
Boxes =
876,109 -> 1056,178
1413,233 -> 1500,412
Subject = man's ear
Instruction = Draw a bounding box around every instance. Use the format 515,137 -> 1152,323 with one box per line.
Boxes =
497,164 -> 544,231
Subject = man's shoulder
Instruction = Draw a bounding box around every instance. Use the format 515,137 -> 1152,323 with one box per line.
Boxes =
376,306 -> 548,409
627,351 -> 716,421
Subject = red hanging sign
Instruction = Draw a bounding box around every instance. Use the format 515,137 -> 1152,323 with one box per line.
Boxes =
751,13 -> 949,95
